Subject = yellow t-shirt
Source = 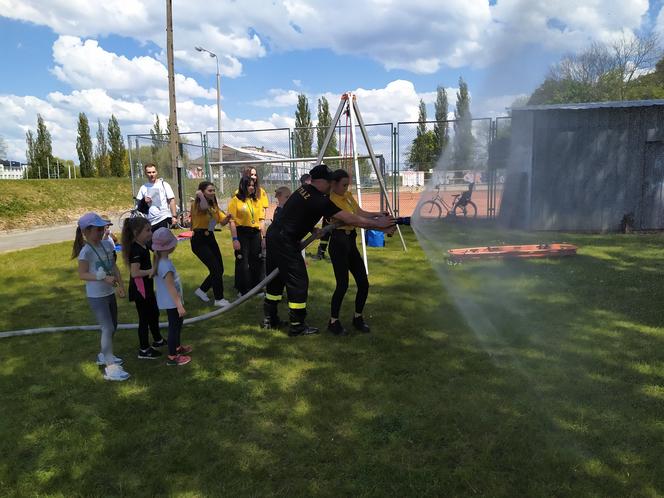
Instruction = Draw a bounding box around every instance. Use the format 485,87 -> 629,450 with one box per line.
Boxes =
233,187 -> 269,219
329,191 -> 360,230
228,195 -> 264,229
190,201 -> 227,230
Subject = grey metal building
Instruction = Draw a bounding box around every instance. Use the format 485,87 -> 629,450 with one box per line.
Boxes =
500,100 -> 664,231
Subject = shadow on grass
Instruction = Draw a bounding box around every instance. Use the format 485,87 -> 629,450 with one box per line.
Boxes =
1,227 -> 664,496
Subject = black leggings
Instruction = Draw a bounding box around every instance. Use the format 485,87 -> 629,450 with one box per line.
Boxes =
166,308 -> 183,356
329,230 -> 369,318
134,292 -> 163,349
235,226 -> 262,294
191,231 -> 225,300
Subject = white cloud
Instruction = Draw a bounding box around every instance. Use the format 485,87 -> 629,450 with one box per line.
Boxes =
0,0 -> 653,74
51,36 -> 215,100
656,5 -> 664,37
251,89 -> 301,107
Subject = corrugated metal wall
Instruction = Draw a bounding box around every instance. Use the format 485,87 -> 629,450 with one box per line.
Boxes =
503,103 -> 664,231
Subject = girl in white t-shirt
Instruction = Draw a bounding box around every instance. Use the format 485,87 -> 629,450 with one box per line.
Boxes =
72,212 -> 129,381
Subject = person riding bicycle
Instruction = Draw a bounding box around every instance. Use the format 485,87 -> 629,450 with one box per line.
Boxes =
136,163 -> 178,230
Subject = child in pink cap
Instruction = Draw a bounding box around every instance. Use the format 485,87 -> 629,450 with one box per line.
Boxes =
152,228 -> 192,366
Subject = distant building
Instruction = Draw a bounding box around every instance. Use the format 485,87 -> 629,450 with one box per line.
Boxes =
0,160 -> 28,180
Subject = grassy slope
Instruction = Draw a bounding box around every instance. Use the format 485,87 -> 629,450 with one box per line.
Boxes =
1,225 -> 664,496
0,179 -> 134,230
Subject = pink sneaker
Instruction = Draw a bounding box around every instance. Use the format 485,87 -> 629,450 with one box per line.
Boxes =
176,345 -> 193,354
167,355 -> 191,366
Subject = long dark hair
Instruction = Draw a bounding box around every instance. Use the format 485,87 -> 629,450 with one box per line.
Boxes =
243,167 -> 262,199
236,176 -> 257,202
195,181 -> 218,210
121,217 -> 151,267
71,227 -> 86,259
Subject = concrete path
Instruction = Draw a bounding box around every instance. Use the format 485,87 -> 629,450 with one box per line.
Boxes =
0,223 -> 78,253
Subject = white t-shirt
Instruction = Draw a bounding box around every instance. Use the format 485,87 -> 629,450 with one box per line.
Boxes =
155,258 -> 183,310
78,240 -> 117,298
136,179 -> 175,225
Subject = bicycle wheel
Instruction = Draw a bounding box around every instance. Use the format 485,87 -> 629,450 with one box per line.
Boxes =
117,210 -> 134,228
174,209 -> 191,229
453,200 -> 477,218
418,200 -> 443,219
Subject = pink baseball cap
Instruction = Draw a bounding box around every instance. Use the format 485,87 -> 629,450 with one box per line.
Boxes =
152,227 -> 177,251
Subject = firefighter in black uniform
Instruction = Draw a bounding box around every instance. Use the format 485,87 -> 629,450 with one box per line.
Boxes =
263,164 -> 395,336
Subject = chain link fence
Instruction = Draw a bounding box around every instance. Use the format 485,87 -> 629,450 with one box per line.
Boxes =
128,116 -> 509,220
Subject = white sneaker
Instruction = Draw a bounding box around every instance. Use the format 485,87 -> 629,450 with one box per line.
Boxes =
214,298 -> 231,308
194,288 -> 210,302
103,364 -> 130,381
96,353 -> 124,366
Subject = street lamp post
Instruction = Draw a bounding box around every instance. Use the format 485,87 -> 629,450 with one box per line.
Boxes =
195,45 -> 223,192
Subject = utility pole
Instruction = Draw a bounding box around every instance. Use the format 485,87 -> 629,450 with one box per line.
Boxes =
166,0 -> 181,184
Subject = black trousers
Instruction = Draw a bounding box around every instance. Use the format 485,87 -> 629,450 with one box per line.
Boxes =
329,229 -> 369,318
166,308 -> 184,356
151,218 -> 171,231
133,291 -> 163,349
264,229 -> 308,324
191,231 -> 225,300
235,226 -> 263,295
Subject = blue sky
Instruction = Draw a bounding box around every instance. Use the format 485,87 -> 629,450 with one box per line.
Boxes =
1,0 -> 663,161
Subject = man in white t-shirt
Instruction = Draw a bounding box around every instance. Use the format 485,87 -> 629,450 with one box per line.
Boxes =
136,163 -> 178,230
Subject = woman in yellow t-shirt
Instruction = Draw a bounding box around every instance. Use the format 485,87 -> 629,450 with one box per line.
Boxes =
190,181 -> 231,307
229,176 -> 266,296
327,169 -> 387,335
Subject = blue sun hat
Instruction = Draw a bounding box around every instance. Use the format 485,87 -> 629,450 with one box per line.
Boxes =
78,212 -> 110,230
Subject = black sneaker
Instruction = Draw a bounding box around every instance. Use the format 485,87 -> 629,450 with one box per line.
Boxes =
152,338 -> 167,348
327,320 -> 348,336
138,347 -> 163,360
352,316 -> 371,333
288,323 -> 319,337
262,317 -> 284,330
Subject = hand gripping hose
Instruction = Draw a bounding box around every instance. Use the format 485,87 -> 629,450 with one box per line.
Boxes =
0,223 -> 341,339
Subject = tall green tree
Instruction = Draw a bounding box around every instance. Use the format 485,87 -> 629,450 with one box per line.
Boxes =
107,115 -> 126,177
150,114 -> 163,156
316,96 -> 338,159
76,112 -> 94,177
25,130 -> 38,178
416,99 -> 427,137
433,86 -> 449,159
293,93 -> 313,158
453,77 -> 473,169
34,114 -> 53,178
407,99 -> 437,171
95,119 -> 109,177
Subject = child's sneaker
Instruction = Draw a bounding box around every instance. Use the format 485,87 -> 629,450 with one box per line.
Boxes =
96,353 -> 124,366
176,344 -> 193,354
167,355 -> 191,366
152,338 -> 167,348
103,364 -> 130,381
138,347 -> 162,360
194,288 -> 210,302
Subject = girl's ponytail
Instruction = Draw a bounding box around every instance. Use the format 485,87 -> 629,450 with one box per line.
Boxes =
71,227 -> 85,259
121,217 -> 151,267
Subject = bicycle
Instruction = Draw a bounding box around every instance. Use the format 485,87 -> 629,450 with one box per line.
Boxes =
117,203 -> 191,229
418,182 -> 477,218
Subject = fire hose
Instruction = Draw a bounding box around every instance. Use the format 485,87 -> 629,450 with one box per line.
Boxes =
0,224 -> 341,339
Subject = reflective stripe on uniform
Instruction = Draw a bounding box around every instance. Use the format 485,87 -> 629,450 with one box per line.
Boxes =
288,302 -> 306,309
266,293 -> 282,302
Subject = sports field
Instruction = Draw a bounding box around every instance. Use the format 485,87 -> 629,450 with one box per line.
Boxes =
1,224 -> 663,496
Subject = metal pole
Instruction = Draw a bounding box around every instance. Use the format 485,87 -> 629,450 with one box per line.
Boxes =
346,94 -> 369,274
216,56 -> 224,195
166,0 -> 180,182
47,156 -> 50,179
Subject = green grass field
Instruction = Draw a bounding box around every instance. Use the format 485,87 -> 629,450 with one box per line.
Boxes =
0,178 -> 134,230
1,224 -> 663,497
